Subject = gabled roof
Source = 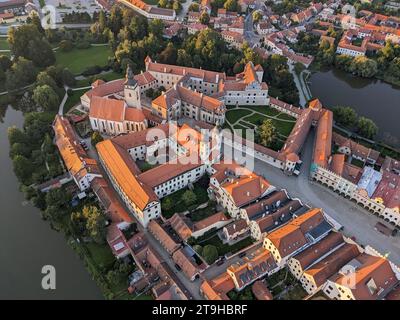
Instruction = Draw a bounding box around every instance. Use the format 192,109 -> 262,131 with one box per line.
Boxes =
96,139 -> 158,211
292,232 -> 344,270
89,96 -> 126,122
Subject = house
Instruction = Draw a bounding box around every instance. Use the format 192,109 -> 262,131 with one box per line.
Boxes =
53,115 -> 102,191
172,248 -> 200,281
148,219 -> 181,255
119,0 -> 176,21
226,248 -> 278,290
221,30 -> 244,49
252,280 -> 273,300
200,272 -> 235,300
263,208 -> 333,265
188,23 -> 208,35
222,219 -> 248,241
323,253 -> 399,300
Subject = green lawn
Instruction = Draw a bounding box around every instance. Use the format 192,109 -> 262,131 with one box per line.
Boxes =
56,45 -> 112,75
0,38 -> 10,50
189,202 -> 218,222
351,157 -> 365,168
239,105 -> 281,117
243,113 -> 295,137
226,109 -> 252,124
74,71 -> 123,88
85,242 -> 116,270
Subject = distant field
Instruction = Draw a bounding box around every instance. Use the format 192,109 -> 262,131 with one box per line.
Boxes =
55,45 -> 112,75
0,38 -> 10,51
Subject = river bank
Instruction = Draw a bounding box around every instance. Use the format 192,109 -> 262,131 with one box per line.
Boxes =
0,105 -> 103,299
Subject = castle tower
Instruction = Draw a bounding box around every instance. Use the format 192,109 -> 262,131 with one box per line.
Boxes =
124,65 -> 141,108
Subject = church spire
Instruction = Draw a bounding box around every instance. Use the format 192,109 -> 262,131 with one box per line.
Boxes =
125,64 -> 137,87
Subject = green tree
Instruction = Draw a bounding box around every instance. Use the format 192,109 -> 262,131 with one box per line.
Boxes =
59,39 -> 74,52
12,155 -> 32,183
224,0 -> 238,12
332,106 -> 358,128
83,206 -> 106,244
8,126 -> 27,145
158,42 -> 177,65
252,11 -> 263,24
357,117 -> 378,139
91,131 -> 104,147
202,245 -> 219,264
8,24 -> 55,67
258,119 -> 277,148
199,11 -> 210,25
193,245 -> 203,255
349,56 -> 378,78
182,190 -> 197,207
188,3 -> 200,11
173,1 -> 182,13
33,85 -> 60,111
149,19 -> 164,38
5,57 -> 38,91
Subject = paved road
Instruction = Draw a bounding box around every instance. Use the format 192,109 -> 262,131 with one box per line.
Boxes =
250,130 -> 400,265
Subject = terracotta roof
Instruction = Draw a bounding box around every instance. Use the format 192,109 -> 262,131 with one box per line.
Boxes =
332,254 -> 398,299
111,123 -> 170,149
266,208 -> 326,258
96,139 -> 158,211
84,79 -> 124,100
305,243 -> 360,287
227,248 -> 276,289
135,71 -> 156,86
201,273 -> 235,300
224,219 -> 248,236
292,232 -> 344,270
124,107 -> 146,122
53,115 -> 100,182
172,248 -> 199,280
91,177 -> 134,223
313,110 -> 333,168
193,212 -> 229,231
282,108 -> 313,156
148,219 -> 181,254
89,96 -> 126,122
169,213 -> 193,241
138,154 -> 203,188
243,190 -> 289,220
146,58 -> 226,84
222,174 -> 272,207
252,280 -> 273,300
330,154 -> 345,176
372,171 -> 400,210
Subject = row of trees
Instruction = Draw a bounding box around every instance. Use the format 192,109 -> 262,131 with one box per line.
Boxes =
333,106 -> 378,139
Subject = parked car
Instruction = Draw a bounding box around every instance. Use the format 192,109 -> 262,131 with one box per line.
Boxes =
238,251 -> 247,258
174,264 -> 182,271
216,258 -> 225,266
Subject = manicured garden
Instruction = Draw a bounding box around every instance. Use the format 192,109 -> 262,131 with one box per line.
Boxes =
243,113 -> 295,137
55,45 -> 112,75
226,109 -> 252,124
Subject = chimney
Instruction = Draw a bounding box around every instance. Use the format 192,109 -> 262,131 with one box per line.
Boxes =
247,191 -> 250,196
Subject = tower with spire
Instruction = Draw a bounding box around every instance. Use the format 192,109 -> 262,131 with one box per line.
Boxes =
124,64 -> 141,108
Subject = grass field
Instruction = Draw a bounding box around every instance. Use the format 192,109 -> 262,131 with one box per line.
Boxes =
74,71 -> 123,88
243,113 -> 295,137
226,109 -> 252,124
0,38 -> 10,50
56,45 -> 112,75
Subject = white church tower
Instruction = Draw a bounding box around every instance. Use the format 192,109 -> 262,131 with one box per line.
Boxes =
124,65 -> 141,108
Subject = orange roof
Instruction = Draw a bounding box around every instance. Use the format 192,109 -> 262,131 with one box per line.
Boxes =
84,79 -> 124,100
148,219 -> 181,254
138,154 -> 203,188
201,273 -> 234,300
222,174 -> 272,207
193,212 -> 230,231
53,115 -> 100,182
172,248 -> 199,279
124,107 -> 146,122
292,232 -> 344,269
89,96 -> 125,122
313,110 -> 333,168
96,139 -> 158,211
242,62 -> 258,85
252,280 -> 273,300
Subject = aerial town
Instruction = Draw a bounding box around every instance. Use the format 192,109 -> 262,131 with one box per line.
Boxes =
0,0 -> 399,302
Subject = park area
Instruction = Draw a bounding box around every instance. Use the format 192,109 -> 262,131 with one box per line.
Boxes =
225,105 -> 297,149
55,45 -> 112,75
